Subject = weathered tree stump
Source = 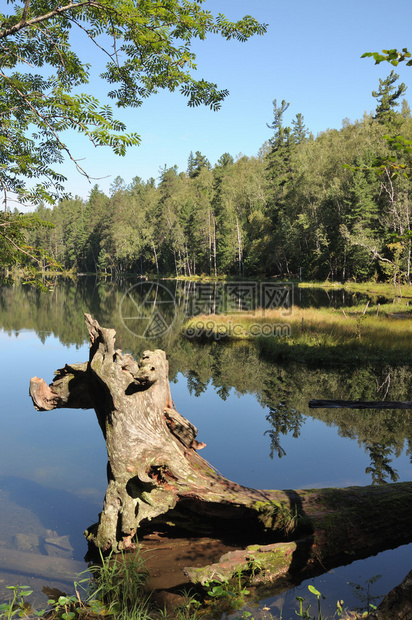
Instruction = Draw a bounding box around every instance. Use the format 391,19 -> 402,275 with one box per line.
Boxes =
29,315 -> 412,590
30,314 -> 277,552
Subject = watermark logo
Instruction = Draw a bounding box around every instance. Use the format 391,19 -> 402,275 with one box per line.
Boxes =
260,283 -> 293,316
119,281 -> 293,339
119,281 -> 176,339
185,282 -> 293,317
183,319 -> 291,340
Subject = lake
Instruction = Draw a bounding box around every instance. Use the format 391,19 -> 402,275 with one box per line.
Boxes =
0,277 -> 411,618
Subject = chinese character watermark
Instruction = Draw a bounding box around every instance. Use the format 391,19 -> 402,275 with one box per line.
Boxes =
118,281 -> 293,339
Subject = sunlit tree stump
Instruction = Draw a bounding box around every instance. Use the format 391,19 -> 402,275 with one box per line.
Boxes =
29,314 -> 280,551
29,315 -> 412,591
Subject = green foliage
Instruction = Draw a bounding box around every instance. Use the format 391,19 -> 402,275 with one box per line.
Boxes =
0,210 -> 60,279
362,48 -> 412,67
372,70 -> 407,127
0,1 -> 266,267
294,586 -> 343,620
0,1 -> 266,208
0,585 -> 33,619
86,549 -> 150,619
45,594 -> 80,620
204,570 -> 250,615
366,134 -> 412,180
0,551 -> 153,620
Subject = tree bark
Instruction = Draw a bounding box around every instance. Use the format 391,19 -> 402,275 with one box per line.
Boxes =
29,315 -> 412,590
30,314 -> 275,552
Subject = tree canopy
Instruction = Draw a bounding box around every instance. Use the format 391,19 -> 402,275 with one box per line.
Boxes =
0,0 -> 266,266
25,82 -> 412,283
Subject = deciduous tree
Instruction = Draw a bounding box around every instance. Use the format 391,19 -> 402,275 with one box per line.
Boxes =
0,0 -> 266,264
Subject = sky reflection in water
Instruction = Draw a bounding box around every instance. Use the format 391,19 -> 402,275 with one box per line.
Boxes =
1,316 -> 412,615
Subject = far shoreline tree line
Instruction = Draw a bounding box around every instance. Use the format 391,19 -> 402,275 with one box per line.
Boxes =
22,71 -> 412,283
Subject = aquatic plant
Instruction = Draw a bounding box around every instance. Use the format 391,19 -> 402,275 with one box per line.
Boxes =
0,585 -> 34,620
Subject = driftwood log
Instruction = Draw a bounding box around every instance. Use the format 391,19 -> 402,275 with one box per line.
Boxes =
309,399 -> 412,409
29,315 -> 412,590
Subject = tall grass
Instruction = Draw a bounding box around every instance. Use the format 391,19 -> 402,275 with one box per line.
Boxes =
299,280 -> 412,299
85,551 -> 203,620
87,550 -> 152,620
183,303 -> 412,365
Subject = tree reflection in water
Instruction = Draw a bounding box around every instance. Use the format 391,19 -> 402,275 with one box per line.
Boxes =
264,402 -> 305,459
1,277 -> 412,485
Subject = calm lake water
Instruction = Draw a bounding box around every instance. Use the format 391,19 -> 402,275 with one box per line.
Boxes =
0,278 -> 411,618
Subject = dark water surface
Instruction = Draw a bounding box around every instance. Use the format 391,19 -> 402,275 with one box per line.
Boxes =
0,278 -> 411,617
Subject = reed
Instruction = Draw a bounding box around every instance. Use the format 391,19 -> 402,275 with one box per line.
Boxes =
298,280 -> 412,299
183,303 -> 412,365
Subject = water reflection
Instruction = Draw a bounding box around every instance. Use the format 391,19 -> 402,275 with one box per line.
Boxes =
1,278 -> 412,610
1,277 -> 412,488
0,277 -> 387,352
364,442 -> 400,484
264,404 -> 304,460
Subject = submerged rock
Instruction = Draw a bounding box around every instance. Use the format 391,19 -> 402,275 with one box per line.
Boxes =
13,533 -> 40,552
44,533 -> 73,558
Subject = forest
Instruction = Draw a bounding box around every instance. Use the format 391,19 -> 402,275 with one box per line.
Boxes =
23,70 -> 412,283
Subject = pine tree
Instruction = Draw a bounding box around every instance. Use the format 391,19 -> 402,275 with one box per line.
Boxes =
188,151 -> 211,178
372,70 -> 407,128
265,99 -> 296,200
291,113 -> 310,144
187,151 -> 196,177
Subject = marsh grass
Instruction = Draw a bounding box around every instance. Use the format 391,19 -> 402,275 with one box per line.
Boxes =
86,550 -> 153,620
183,303 -> 412,365
298,280 -> 412,300
85,551 -> 207,620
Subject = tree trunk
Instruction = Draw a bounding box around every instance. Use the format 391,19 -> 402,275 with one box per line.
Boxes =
29,315 -> 412,588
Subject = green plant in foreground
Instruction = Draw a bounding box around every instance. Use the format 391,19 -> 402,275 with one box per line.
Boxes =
0,548 -> 153,620
86,548 -> 151,618
307,585 -> 325,620
294,586 -> 344,620
157,591 -> 203,620
205,568 -> 251,614
276,502 -> 301,536
0,585 -> 34,619
45,594 -> 79,620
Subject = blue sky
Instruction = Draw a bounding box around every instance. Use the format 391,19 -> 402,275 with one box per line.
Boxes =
52,0 -> 412,200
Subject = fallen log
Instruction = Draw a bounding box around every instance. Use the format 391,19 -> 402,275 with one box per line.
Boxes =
0,547 -> 86,584
29,315 -> 412,591
184,482 -> 412,588
309,399 -> 412,409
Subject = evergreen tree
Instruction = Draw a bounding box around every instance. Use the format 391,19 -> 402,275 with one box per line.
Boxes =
187,151 -> 196,178
291,113 -> 310,144
216,153 -> 235,169
265,99 -> 296,202
264,99 -> 300,276
188,151 -> 211,178
372,70 -> 407,128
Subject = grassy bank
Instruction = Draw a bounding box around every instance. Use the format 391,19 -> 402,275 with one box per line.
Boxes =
299,280 -> 412,299
183,302 -> 412,365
